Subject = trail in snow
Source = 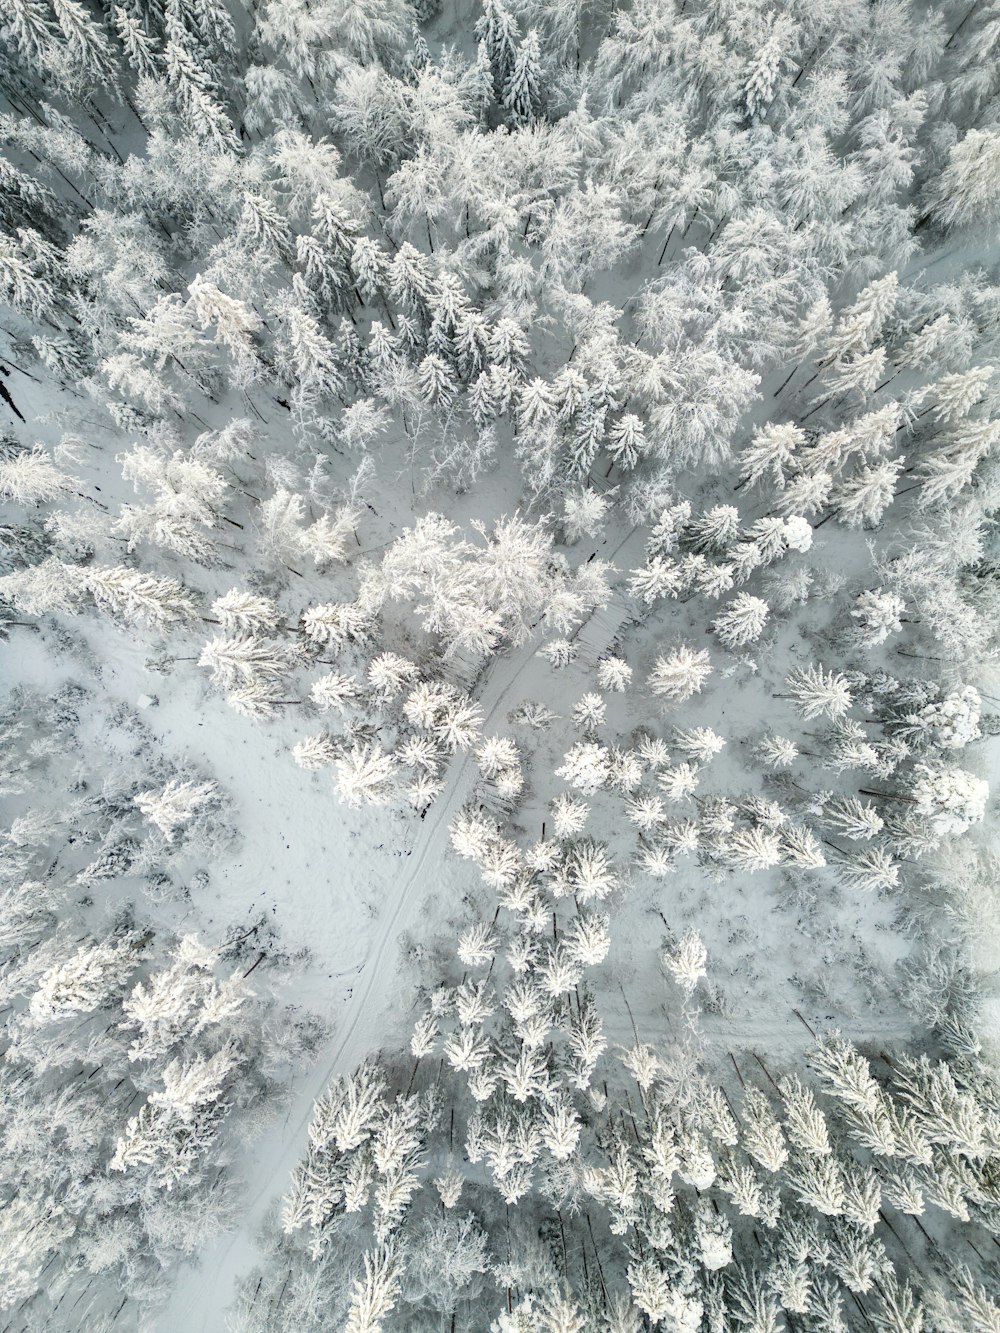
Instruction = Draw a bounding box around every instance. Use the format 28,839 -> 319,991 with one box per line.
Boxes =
159,645 -> 549,1326
161,525 -> 649,1331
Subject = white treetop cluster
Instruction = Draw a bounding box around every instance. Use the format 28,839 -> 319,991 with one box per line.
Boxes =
0,688 -> 310,1318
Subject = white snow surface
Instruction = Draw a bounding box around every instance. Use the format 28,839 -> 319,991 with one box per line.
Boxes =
4,353 -> 936,1330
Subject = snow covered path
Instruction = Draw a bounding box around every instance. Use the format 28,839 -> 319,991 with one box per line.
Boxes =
159,525 -> 648,1330
155,651 -> 556,1325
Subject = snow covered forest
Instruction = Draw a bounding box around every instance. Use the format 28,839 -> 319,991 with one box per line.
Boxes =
2,0 -> 1000,1326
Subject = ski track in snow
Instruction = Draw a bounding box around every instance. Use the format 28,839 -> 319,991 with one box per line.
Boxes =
162,525 -> 650,1330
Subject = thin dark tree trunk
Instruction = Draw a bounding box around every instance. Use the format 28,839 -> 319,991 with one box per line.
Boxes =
945,4 -> 976,47
657,223 -> 676,265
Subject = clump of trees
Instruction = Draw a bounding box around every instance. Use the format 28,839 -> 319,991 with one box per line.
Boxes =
0,686 -> 319,1324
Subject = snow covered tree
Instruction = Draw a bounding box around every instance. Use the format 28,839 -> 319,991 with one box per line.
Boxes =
502,30 -> 543,127
199,635 -> 293,690
86,566 -> 199,628
334,743 -> 398,807
649,646 -> 713,702
0,447 -> 71,504
343,1246 -> 401,1333
783,664 -> 854,719
211,589 -> 280,636
135,778 -> 219,842
713,593 -> 769,648
909,764 -> 989,837
662,929 -> 707,993
5,6 -> 1000,1327
925,129 -> 1000,231
556,742 -> 611,795
597,657 -> 632,692
850,589 -> 905,647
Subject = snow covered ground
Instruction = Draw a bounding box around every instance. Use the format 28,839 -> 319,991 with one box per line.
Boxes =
3,0 -> 1000,1326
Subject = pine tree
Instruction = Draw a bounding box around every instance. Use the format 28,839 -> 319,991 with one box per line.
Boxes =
662,929 -> 707,992
136,778 -> 219,841
832,457 -> 904,528
910,764 -> 988,836
850,589 -> 905,646
713,593 -> 769,648
86,566 -> 199,627
649,646 -> 713,701
334,742 -> 397,807
502,30 -> 543,127
0,446 -> 71,504
783,664 -> 853,719
30,935 -> 139,1020
343,1246 -> 401,1333
211,589 -> 279,636
926,129 -> 1000,230
199,635 -> 291,689
475,0 -> 520,94
744,13 -> 793,119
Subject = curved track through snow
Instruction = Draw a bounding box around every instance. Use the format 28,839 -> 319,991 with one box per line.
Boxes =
160,528 -> 646,1331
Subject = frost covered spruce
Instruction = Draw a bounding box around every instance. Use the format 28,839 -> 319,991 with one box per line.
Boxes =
910,763 -> 989,836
